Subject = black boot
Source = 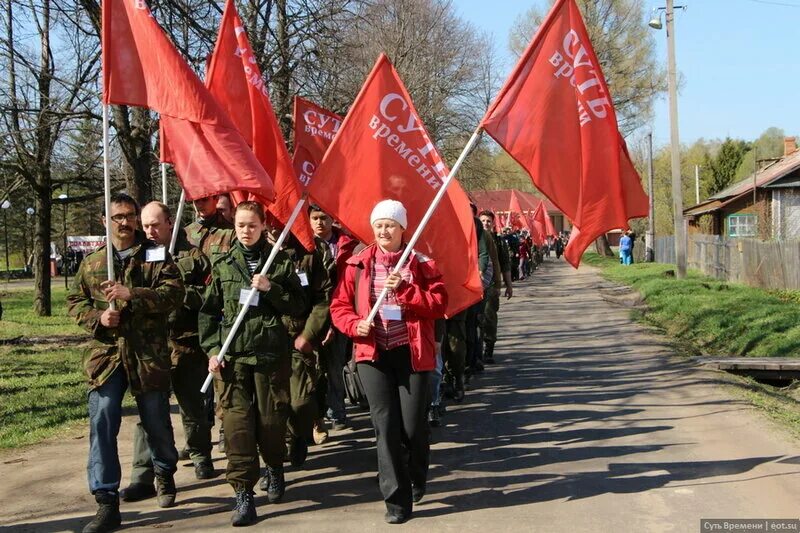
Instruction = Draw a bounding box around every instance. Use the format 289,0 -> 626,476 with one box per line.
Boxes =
483,343 -> 495,364
264,465 -> 285,503
453,374 -> 465,403
231,490 -> 257,527
83,491 -> 121,533
155,472 -> 177,508
289,435 -> 308,467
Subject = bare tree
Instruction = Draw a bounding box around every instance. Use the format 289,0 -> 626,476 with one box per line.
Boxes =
1,0 -> 100,315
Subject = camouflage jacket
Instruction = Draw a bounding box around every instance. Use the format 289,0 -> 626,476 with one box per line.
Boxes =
185,212 -> 234,262
66,233 -> 185,395
281,236 -> 335,346
198,238 -> 308,366
168,232 -> 211,355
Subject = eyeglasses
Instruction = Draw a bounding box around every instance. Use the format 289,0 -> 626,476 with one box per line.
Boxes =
110,213 -> 138,223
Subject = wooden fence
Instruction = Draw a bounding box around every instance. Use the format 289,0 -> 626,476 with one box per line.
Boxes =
655,233 -> 800,290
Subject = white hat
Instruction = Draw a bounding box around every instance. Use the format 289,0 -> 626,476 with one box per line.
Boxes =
370,199 -> 407,229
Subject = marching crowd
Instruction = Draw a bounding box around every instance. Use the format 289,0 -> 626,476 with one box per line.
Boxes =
66,192 -> 567,532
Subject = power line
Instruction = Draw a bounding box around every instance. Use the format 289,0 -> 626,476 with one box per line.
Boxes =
743,0 -> 800,7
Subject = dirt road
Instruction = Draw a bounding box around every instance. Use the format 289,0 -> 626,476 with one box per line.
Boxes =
2,260 -> 799,532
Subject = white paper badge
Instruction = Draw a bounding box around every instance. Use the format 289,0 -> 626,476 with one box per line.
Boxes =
145,246 -> 166,262
381,304 -> 403,321
239,288 -> 259,306
297,271 -> 309,287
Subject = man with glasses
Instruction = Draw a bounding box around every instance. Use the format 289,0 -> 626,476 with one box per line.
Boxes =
67,193 -> 185,533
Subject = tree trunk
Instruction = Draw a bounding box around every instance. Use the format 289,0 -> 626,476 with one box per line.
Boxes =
112,106 -> 155,206
272,0 -> 293,140
33,180 -> 52,316
595,234 -> 614,257
33,0 -> 54,316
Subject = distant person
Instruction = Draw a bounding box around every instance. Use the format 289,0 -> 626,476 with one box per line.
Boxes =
619,231 -> 633,266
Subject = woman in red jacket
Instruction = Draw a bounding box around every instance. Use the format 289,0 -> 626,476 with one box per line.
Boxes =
330,199 -> 447,524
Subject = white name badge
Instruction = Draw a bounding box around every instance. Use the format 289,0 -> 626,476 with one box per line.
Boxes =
297,271 -> 309,287
381,304 -> 403,321
145,246 -> 165,262
239,288 -> 259,306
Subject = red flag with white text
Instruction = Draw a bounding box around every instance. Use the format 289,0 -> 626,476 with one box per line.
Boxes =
480,0 -> 648,267
205,0 -> 314,250
103,0 -> 274,202
293,97 -> 343,189
309,54 -> 481,316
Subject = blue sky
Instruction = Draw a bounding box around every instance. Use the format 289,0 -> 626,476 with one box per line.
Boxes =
456,0 -> 800,148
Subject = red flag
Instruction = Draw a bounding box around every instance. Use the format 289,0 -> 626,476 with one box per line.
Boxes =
293,97 -> 343,188
103,0 -> 274,202
204,0 -> 314,251
529,201 -> 547,246
309,54 -> 481,317
493,211 -> 504,234
480,0 -> 648,267
508,191 -> 530,231
530,200 -> 557,246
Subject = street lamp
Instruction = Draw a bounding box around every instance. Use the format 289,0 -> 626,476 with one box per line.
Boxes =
59,193 -> 68,289
1,199 -> 10,280
650,1 -> 687,278
25,207 -> 34,276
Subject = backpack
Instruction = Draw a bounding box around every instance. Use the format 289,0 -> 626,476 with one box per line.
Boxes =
341,246 -> 369,409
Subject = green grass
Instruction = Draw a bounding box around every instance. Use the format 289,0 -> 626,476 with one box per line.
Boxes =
583,252 -> 800,358
1,286 -> 84,338
0,344 -> 87,448
584,252 -> 800,438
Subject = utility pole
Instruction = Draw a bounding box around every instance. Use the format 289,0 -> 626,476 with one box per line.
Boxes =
646,132 -> 655,262
666,0 -> 686,278
695,165 -> 700,204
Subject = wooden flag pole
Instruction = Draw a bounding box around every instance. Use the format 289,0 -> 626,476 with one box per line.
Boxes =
161,163 -> 168,204
363,127 -> 483,325
102,104 -> 115,311
168,189 -> 186,255
200,195 -> 307,393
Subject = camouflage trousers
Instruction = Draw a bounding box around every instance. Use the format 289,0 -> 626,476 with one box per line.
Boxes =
444,311 -> 467,379
287,349 -> 320,444
129,341 -> 212,485
482,286 -> 500,350
218,356 -> 291,492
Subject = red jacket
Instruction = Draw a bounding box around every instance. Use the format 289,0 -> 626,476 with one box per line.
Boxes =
330,243 -> 447,372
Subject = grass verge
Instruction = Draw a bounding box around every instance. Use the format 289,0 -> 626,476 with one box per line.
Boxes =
582,252 -> 800,357
0,344 -> 87,449
583,251 -> 800,438
1,285 -> 84,338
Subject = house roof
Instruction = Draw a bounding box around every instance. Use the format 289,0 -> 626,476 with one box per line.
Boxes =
684,148 -> 800,216
468,189 -> 561,215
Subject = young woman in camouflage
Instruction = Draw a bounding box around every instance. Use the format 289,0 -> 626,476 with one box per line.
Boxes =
199,202 -> 307,527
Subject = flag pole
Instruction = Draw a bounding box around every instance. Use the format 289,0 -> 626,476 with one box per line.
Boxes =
161,163 -> 168,204
102,104 -> 115,311
168,189 -> 186,255
200,194 -> 307,393
364,127 -> 483,325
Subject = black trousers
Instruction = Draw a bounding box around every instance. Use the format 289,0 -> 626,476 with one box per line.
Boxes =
358,345 -> 430,515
